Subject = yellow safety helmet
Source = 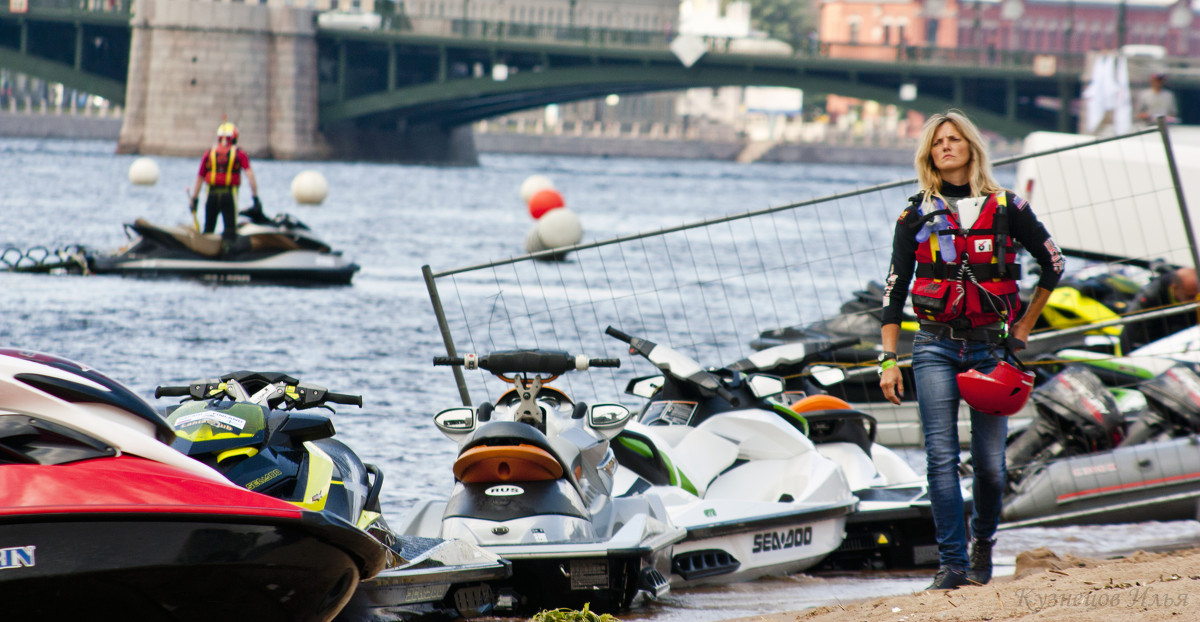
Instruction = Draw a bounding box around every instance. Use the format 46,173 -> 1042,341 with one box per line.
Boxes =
216,122 -> 239,144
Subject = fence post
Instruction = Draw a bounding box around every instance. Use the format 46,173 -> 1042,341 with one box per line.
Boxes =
422,265 -> 472,406
1159,119 -> 1200,271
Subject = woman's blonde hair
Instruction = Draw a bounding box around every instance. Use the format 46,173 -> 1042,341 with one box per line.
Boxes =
913,110 -> 1004,199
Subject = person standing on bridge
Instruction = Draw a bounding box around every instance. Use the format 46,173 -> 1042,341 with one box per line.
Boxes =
1135,73 -> 1178,125
878,110 -> 1065,591
191,121 -> 261,244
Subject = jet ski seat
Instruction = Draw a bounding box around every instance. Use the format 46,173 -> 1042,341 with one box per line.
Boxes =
132,219 -> 223,257
803,411 -> 876,457
454,421 -> 568,484
791,395 -> 876,457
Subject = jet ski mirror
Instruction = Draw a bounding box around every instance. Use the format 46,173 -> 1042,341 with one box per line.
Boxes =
810,365 -> 846,386
587,403 -> 633,439
434,407 -> 477,439
625,375 -> 664,399
277,412 -> 336,444
746,374 -> 785,399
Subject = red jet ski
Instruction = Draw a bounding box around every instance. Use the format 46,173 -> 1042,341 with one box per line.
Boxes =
0,349 -> 387,621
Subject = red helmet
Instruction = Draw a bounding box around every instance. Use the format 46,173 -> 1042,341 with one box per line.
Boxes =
957,361 -> 1035,416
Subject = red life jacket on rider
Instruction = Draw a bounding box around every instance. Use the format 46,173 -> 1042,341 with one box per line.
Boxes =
204,145 -> 242,187
909,192 -> 1022,329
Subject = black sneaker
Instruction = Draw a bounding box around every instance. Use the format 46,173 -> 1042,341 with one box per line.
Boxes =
968,538 -> 996,585
926,567 -> 970,590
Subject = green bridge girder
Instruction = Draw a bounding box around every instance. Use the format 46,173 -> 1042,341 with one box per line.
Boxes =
0,2 -> 130,104
317,31 -> 1084,138
321,60 -> 1053,139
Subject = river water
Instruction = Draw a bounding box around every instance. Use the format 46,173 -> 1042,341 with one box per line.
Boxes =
3,138 -> 1199,619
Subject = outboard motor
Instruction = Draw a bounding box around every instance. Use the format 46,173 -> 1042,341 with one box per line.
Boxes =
1005,366 -> 1124,486
1121,364 -> 1200,446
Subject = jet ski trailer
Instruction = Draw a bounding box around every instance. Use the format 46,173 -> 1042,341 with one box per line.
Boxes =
85,217 -> 359,284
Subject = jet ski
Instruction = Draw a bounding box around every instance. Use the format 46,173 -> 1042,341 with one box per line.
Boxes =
396,350 -> 685,614
154,370 -> 512,619
0,349 -> 387,622
83,209 -> 359,284
603,327 -> 860,585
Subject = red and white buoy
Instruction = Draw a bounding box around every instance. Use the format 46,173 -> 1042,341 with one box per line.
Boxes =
527,188 -> 565,220
520,175 -> 582,256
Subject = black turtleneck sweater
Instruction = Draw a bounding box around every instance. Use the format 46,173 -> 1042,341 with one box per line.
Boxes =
881,181 -> 1065,326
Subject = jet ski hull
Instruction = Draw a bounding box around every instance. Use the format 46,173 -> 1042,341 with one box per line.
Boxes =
1,519 -> 363,621
820,489 -> 942,569
665,500 -> 855,587
88,252 -> 359,285
349,536 -> 512,619
0,455 -> 387,622
400,498 -> 681,613
1001,436 -> 1200,528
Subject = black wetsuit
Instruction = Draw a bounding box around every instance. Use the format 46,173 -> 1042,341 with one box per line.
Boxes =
1119,270 -> 1197,353
203,187 -> 238,242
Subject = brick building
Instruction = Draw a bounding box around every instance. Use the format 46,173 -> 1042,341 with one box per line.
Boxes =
818,0 -> 1198,57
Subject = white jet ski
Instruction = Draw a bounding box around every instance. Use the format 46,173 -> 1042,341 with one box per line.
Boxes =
604,327 -> 859,587
728,342 -> 974,569
395,350 -> 685,614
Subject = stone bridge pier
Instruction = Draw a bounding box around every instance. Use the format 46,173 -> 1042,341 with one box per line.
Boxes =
118,0 -> 322,160
117,0 -> 476,164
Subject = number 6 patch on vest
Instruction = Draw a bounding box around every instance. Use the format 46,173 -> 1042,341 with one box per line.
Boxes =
974,238 -> 993,253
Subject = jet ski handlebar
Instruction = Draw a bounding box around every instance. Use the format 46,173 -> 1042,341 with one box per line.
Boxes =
322,391 -> 364,407
155,375 -> 363,410
434,350 -> 620,377
155,385 -> 193,398
605,325 -> 741,406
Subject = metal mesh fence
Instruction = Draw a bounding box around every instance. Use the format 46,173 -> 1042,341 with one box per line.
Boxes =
423,124 -> 1193,452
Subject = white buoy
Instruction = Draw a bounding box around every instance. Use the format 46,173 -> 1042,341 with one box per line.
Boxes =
128,157 -> 159,185
525,208 -> 583,255
519,174 -> 555,204
291,170 -> 329,205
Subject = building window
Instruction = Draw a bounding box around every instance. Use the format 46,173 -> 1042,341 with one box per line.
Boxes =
927,19 -> 939,44
849,18 -> 860,44
883,24 -> 891,44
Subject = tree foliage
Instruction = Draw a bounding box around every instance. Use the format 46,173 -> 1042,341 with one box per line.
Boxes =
742,0 -> 817,49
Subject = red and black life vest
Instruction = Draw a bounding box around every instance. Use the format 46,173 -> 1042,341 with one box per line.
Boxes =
205,145 -> 241,187
909,192 -> 1022,328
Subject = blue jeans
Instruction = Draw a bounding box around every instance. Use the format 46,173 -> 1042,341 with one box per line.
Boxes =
911,330 -> 1008,570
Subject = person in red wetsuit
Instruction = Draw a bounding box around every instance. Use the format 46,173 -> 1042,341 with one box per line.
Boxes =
191,122 -> 260,243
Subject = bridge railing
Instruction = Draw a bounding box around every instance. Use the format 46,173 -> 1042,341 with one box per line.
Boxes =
380,15 -> 1094,74
4,0 -> 132,16
389,16 -> 673,50
819,41 -> 1089,74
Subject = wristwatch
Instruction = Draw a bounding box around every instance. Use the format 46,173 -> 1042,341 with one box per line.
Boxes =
877,351 -> 898,376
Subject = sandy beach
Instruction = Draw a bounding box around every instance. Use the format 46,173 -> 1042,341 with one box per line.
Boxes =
725,547 -> 1200,622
